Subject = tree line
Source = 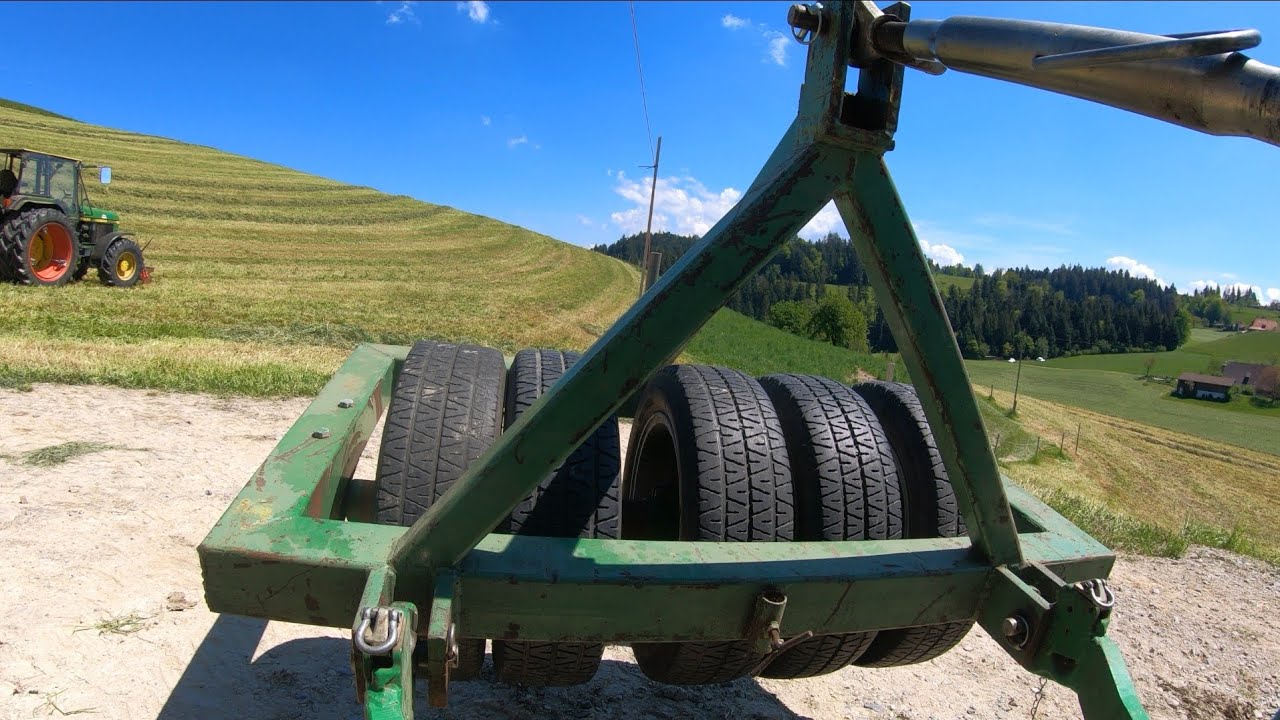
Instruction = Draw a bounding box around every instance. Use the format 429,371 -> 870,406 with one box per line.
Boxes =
592,231 -> 1193,358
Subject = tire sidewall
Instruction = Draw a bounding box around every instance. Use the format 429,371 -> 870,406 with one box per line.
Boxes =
624,368 -> 701,540
17,209 -> 76,287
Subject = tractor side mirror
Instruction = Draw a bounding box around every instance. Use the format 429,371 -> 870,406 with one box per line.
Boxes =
99,167 -> 111,185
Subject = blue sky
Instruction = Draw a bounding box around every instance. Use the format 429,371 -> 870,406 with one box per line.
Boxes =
4,1 -> 1278,300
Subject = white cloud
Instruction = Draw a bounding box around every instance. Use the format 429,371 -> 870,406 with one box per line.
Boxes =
480,115 -> 491,126
456,1 -> 490,23
721,14 -> 789,66
609,172 -> 742,237
766,32 -> 789,66
1105,256 -> 1168,287
577,215 -> 594,226
386,1 -> 417,25
507,135 -> 528,149
799,201 -> 841,240
1190,279 -> 1270,298
920,241 -> 965,267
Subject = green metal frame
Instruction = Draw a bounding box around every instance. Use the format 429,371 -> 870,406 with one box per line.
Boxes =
199,3 -> 1151,718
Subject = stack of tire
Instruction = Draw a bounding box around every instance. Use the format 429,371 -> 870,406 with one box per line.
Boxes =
372,341 -> 621,687
371,340 -> 971,687
622,366 -> 972,683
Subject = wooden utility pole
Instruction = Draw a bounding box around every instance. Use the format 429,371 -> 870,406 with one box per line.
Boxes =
1012,355 -> 1024,414
639,136 -> 662,297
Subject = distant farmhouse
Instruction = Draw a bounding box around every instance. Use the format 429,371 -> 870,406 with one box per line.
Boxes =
1174,372 -> 1234,401
1223,361 -> 1268,386
1248,317 -> 1279,332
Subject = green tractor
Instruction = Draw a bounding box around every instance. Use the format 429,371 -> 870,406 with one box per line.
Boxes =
0,148 -> 144,287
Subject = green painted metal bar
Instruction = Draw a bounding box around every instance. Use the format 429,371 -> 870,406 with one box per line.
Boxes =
389,142 -> 861,574
834,153 -> 1023,567
202,497 -> 1108,638
1072,638 -> 1152,719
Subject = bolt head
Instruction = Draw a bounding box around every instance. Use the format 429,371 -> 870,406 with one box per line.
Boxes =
1002,616 -> 1024,637
313,428 -> 331,439
338,398 -> 355,409
787,3 -> 822,31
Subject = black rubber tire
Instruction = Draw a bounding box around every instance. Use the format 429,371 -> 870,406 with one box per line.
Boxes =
0,208 -> 77,286
756,374 -> 903,678
373,340 -> 505,680
849,381 -> 974,667
623,364 -> 794,685
98,237 -> 144,288
492,348 -> 621,687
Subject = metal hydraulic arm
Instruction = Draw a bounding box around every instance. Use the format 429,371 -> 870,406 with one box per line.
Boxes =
197,3 -> 1278,719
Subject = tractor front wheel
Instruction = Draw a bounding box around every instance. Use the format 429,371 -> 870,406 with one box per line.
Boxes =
98,238 -> 144,288
0,208 -> 78,286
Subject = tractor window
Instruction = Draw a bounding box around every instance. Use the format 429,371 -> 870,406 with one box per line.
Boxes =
49,160 -> 76,211
16,156 -> 45,195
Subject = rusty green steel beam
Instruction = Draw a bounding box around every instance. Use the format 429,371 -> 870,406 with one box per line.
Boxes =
834,154 -> 1023,567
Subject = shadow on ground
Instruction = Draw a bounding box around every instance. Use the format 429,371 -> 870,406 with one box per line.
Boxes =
158,614 -> 808,720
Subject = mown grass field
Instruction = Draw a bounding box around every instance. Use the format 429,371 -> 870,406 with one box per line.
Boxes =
975,389 -> 1279,564
0,101 -> 894,396
683,308 -> 890,382
1227,303 -> 1280,328
965,359 -> 1279,455
932,273 -> 975,293
1047,327 -> 1280,376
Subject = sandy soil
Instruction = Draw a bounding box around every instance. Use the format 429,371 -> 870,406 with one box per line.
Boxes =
0,383 -> 1276,720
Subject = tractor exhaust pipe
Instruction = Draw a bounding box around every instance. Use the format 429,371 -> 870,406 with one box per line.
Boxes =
871,15 -> 1280,147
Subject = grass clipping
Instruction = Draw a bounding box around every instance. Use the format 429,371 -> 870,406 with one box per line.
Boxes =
11,441 -> 120,467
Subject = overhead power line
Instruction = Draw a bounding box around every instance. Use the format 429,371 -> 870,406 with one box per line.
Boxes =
629,0 -> 655,162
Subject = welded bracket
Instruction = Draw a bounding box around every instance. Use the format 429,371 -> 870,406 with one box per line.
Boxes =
424,571 -> 461,708
980,564 -> 1149,719
353,601 -> 418,720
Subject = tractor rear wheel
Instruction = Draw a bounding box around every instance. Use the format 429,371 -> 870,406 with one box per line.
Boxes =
849,381 -> 974,667
756,373 -> 903,678
98,238 -> 144,288
624,364 -> 794,685
373,339 -> 505,681
491,348 -> 621,687
0,208 -> 77,286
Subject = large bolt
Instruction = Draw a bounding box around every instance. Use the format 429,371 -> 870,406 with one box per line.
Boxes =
338,398 -> 355,409
787,4 -> 823,32
313,428 -> 331,439
1002,615 -> 1030,649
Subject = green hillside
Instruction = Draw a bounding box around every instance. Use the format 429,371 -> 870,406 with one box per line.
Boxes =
685,308 -> 890,382
0,100 -> 894,397
932,273 -> 975,293
965,360 -> 1279,455
1047,328 -> 1280,377
0,100 -> 645,394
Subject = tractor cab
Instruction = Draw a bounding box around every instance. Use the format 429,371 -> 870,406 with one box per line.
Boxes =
0,148 -> 143,287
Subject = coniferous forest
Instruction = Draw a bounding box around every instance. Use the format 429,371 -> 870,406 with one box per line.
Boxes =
593,232 -> 1194,358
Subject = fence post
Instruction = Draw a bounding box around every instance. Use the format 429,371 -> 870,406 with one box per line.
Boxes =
1074,423 -> 1081,454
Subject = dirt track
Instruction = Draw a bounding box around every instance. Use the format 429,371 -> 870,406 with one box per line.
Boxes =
0,384 -> 1276,719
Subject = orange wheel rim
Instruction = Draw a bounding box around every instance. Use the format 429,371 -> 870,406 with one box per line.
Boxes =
30,223 -> 73,282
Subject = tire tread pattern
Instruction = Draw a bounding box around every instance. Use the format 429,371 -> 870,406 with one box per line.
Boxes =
492,349 -> 620,687
372,340 -> 503,680
0,208 -> 76,286
630,365 -> 793,685
757,373 -> 902,679
850,381 -> 974,668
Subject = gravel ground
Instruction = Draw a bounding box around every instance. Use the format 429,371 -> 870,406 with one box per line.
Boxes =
0,384 -> 1275,720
